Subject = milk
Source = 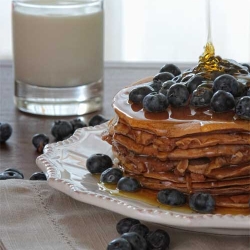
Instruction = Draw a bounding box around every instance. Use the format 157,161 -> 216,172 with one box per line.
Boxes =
12,0 -> 104,87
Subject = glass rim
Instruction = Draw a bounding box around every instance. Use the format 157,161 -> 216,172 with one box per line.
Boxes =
12,0 -> 103,9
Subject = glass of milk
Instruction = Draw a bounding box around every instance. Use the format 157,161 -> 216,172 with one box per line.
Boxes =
12,0 -> 104,116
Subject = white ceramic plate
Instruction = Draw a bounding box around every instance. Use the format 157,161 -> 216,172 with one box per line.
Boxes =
36,123 -> 250,236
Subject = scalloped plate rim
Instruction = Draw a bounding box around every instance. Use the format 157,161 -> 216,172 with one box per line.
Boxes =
36,122 -> 250,235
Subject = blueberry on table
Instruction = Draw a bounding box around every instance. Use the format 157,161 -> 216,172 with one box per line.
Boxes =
157,189 -> 186,206
0,170 -> 24,180
189,192 -> 215,213
0,122 -> 12,143
51,120 -> 73,141
146,229 -> 170,250
210,90 -> 235,112
143,93 -> 169,113
88,114 -> 109,126
100,168 -> 123,184
167,83 -> 189,107
86,154 -> 113,174
213,74 -> 239,97
116,217 -> 141,234
190,87 -> 213,107
32,133 -> 49,153
186,74 -> 204,93
117,177 -> 141,192
121,232 -> 147,250
129,86 -> 154,104
107,237 -> 132,250
129,223 -> 149,238
235,96 -> 250,120
30,172 -> 47,180
4,168 -> 24,179
159,63 -> 181,76
70,118 -> 87,132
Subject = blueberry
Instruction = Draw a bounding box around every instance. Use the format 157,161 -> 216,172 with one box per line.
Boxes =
167,83 -> 189,107
236,81 -> 248,97
235,96 -> 250,120
116,217 -> 140,235
157,189 -> 186,206
153,72 -> 174,85
146,229 -> 170,250
181,73 -> 194,83
129,224 -> 149,238
0,122 -> 12,143
129,86 -> 154,104
172,74 -> 182,83
121,232 -> 147,250
186,74 -> 204,93
30,172 -> 47,180
88,114 -> 109,126
210,90 -> 235,112
159,63 -> 181,76
143,93 -> 169,113
197,82 -> 213,90
4,168 -> 24,178
241,63 -> 250,72
190,87 -> 213,107
100,168 -> 123,184
107,238 -> 132,250
189,192 -> 215,213
86,154 -> 113,174
213,74 -> 239,96
51,120 -> 73,141
159,80 -> 175,95
149,81 -> 163,92
117,177 -> 141,192
32,133 -> 49,153
70,118 -> 87,132
0,170 -> 24,180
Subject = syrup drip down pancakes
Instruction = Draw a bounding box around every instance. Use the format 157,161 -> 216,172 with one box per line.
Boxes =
103,44 -> 250,212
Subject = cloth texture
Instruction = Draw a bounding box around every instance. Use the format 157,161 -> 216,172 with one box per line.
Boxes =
0,180 -> 249,250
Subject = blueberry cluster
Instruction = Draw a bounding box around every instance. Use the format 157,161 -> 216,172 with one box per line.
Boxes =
0,168 -> 46,181
129,63 -> 250,119
107,217 -> 170,250
86,154 -> 216,213
86,154 -> 141,192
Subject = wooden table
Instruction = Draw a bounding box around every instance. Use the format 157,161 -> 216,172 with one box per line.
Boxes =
0,61 -> 161,179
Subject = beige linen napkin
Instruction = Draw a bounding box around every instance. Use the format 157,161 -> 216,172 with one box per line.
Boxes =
0,180 -> 249,250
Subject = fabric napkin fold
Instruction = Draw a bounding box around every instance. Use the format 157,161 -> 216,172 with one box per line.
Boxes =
0,180 -> 249,250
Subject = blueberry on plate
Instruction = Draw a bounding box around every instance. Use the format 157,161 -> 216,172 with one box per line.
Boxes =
107,237 -> 132,250
51,120 -> 73,141
157,189 -> 186,206
159,63 -> 181,76
129,223 -> 149,238
190,87 -> 213,107
172,74 -> 182,83
100,167 -> 123,184
117,177 -> 141,192
116,217 -> 140,235
86,154 -> 113,174
30,172 -> 47,180
143,92 -> 169,113
210,90 -> 235,112
235,96 -> 250,120
153,72 -> 174,84
0,122 -> 12,143
121,232 -> 147,250
146,229 -> 170,250
167,83 -> 189,107
70,118 -> 87,131
129,85 -> 154,104
159,80 -> 175,96
189,192 -> 215,213
88,114 -> 109,126
0,170 -> 24,180
186,74 -> 204,93
32,133 -> 49,153
213,74 -> 239,97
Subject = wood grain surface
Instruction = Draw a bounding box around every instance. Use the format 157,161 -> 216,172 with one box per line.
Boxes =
0,61 -> 160,179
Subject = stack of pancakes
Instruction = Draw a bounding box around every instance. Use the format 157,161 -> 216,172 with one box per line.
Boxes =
103,77 -> 250,209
